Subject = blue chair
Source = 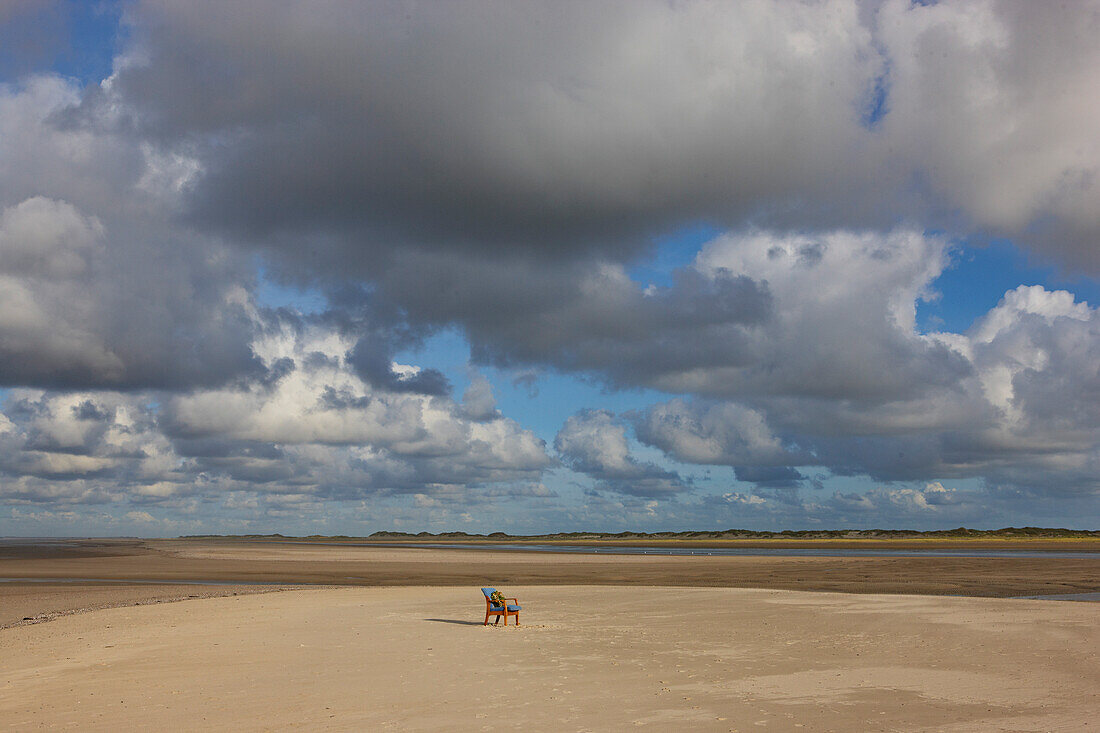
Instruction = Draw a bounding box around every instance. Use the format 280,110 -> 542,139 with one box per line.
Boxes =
481,587 -> 521,626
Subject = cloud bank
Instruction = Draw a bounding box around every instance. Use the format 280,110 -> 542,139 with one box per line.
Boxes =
1,0 -> 1099,533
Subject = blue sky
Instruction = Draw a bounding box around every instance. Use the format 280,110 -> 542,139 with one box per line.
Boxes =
918,240 -> 1100,333
0,1 -> 122,84
1,1 -> 1098,536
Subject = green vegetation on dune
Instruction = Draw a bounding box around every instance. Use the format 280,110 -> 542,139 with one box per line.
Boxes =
180,526 -> 1100,541
364,527 -> 1100,540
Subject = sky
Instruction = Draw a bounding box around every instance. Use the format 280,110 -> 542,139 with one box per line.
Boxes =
1,0 -> 1098,537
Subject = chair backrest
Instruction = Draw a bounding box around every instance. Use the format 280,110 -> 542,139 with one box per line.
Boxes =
481,587 -> 496,598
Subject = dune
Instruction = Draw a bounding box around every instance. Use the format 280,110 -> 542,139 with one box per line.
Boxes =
2,585 -> 1096,731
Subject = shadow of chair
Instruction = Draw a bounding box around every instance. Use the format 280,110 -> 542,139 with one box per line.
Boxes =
423,618 -> 485,626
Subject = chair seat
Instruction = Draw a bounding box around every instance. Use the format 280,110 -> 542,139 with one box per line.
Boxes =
489,604 -> 521,612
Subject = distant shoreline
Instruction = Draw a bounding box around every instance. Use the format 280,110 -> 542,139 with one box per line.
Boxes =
176,527 -> 1100,550
189,526 -> 1100,538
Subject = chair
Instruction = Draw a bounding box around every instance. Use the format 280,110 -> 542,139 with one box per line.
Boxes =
481,587 -> 521,626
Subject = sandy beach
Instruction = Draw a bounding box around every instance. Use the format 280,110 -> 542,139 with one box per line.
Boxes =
2,584 -> 1097,731
3,540 -> 1098,730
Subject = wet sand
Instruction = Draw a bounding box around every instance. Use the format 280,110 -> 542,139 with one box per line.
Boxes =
3,538 -> 1099,627
2,585 -> 1097,731
0,583 -> 304,629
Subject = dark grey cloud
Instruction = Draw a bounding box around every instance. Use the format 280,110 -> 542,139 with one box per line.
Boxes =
731,467 -> 804,490
374,250 -> 772,393
375,228 -> 973,413
102,1 -> 874,263
12,0 -> 1100,399
346,337 -> 450,396
0,80 -> 262,391
4,2 -> 1097,398
78,0 -> 1100,282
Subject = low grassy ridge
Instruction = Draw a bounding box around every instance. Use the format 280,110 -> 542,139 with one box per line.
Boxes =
181,526 -> 1100,542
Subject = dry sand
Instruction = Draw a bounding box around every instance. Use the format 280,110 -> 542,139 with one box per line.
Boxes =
2,585 -> 1097,731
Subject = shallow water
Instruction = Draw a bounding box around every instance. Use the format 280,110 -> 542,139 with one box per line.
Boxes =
3,577 -> 1097,601
1012,592 -> 1100,602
